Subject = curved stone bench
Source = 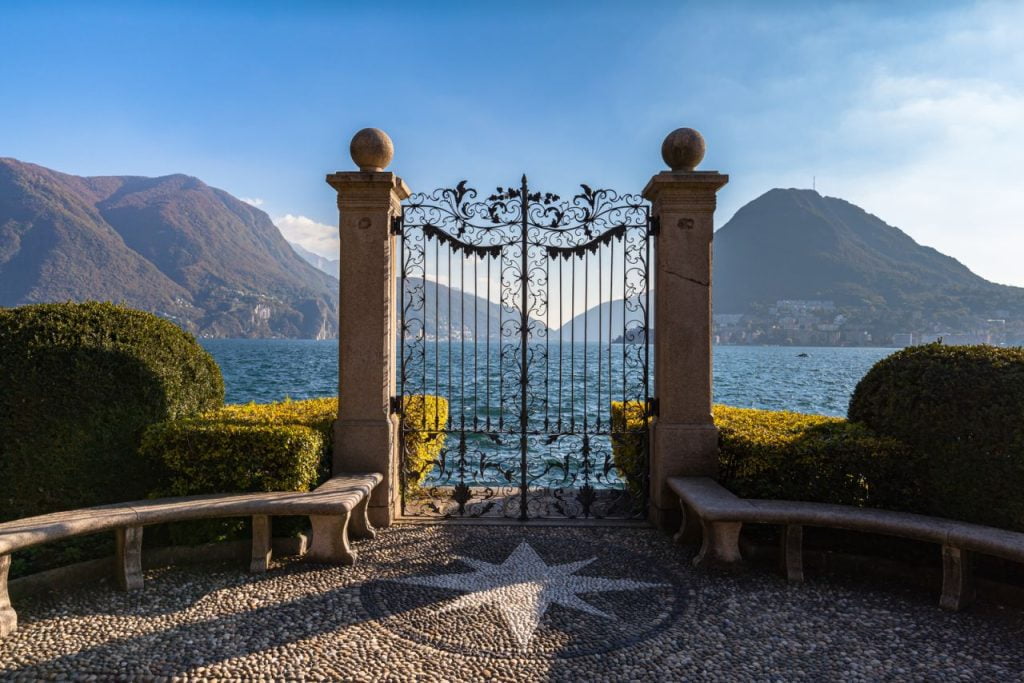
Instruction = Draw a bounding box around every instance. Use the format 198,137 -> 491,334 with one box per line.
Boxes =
0,473 -> 382,637
669,476 -> 1024,612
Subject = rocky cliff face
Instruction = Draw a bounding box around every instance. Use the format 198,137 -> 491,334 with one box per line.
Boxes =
0,158 -> 338,338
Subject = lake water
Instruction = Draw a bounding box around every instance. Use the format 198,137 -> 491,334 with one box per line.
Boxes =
199,340 -> 894,418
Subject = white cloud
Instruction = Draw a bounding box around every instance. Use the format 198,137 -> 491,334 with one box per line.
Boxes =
240,197 -> 264,207
273,214 -> 338,259
720,2 -> 1024,288
819,73 -> 1024,287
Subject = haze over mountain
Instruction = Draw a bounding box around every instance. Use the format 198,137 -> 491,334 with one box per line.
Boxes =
290,241 -> 339,279
0,158 -> 338,338
399,277 -> 548,341
712,188 -> 1024,317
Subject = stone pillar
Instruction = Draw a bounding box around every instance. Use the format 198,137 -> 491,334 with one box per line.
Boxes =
326,128 -> 410,527
643,127 -> 728,529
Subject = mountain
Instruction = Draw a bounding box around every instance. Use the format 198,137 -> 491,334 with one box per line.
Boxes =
291,241 -> 339,279
0,158 -> 338,338
399,277 -> 547,341
557,295 -> 648,342
712,188 -> 1024,317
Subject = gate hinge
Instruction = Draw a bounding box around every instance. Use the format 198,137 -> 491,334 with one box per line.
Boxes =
647,397 -> 659,417
390,212 -> 404,236
648,214 -> 660,236
389,395 -> 403,415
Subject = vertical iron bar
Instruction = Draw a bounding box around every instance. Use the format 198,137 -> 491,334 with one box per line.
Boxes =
583,252 -> 589,432
498,245 -> 504,433
545,258 -> 550,432
558,260 -> 563,432
474,254 -> 479,431
433,237 -> 440,431
487,251 -> 493,432
460,255 -> 466,433
622,232 -> 627,423
447,244 -> 453,432
643,214 -> 651,511
519,174 -> 530,522
608,240 -> 614,434
570,256 -> 576,433
597,248 -> 602,432
398,226 -> 406,514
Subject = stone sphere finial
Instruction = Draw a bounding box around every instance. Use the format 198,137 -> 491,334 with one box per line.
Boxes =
661,127 -> 706,171
349,128 -> 394,172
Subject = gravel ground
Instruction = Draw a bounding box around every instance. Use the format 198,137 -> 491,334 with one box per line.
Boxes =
2,524 -> 1023,681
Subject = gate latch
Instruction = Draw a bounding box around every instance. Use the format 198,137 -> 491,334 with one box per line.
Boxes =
389,395 -> 403,415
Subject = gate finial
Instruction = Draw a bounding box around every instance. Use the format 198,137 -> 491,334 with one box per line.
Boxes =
661,127 -> 706,172
350,128 -> 394,172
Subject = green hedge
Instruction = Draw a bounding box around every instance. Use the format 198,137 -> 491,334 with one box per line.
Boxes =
140,398 -> 336,545
0,302 -> 223,522
211,397 -> 337,433
401,395 -> 449,491
849,343 -> 1024,530
610,401 -> 652,498
141,421 -> 325,497
140,395 -> 450,544
609,403 -> 912,510
715,405 -> 913,508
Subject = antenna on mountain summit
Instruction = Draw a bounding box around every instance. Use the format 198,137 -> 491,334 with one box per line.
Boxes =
813,176 -> 816,192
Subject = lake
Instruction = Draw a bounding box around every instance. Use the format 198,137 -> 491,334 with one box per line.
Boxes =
199,340 -> 894,418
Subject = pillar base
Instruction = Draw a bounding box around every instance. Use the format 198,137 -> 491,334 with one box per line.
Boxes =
333,418 -> 396,526
650,422 -> 718,527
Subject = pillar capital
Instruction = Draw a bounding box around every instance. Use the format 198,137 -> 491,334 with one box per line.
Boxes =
642,171 -> 729,214
326,172 -> 410,208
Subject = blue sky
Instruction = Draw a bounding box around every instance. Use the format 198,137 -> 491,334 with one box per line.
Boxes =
2,1 -> 1022,285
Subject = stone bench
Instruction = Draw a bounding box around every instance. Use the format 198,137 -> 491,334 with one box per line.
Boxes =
0,473 -> 382,637
668,476 -> 1024,612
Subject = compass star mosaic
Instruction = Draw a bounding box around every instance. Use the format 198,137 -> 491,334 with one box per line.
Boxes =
360,527 -> 691,659
389,541 -> 668,650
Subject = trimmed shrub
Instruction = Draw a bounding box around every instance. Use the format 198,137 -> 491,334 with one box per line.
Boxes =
401,395 -> 449,490
140,398 -> 334,545
610,401 -> 652,497
0,302 -> 223,521
848,343 -> 1024,530
211,397 -> 337,434
141,420 -> 325,497
609,403 -> 910,508
715,405 -> 913,508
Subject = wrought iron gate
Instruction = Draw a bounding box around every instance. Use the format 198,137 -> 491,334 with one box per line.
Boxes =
395,176 -> 653,520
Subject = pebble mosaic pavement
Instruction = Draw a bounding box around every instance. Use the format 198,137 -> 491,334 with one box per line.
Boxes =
2,525 -> 1023,681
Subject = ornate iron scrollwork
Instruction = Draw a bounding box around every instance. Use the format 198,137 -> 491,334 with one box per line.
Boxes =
397,176 -> 652,520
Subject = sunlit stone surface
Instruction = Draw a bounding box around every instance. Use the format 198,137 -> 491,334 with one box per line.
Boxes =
2,526 -> 1023,680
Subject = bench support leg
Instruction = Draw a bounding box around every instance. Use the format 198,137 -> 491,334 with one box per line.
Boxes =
250,515 -> 273,573
0,554 -> 16,637
694,520 -> 743,569
940,545 -> 975,611
673,500 -> 700,545
349,495 -> 376,541
781,524 -> 804,582
307,512 -> 356,565
115,526 -> 144,591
